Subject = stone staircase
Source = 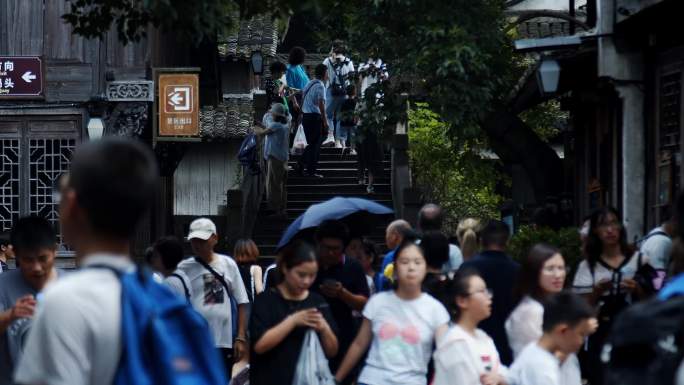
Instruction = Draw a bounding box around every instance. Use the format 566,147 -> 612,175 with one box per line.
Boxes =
252,147 -> 394,265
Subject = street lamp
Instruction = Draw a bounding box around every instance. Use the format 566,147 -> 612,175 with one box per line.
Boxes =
537,59 -> 561,95
251,51 -> 264,75
87,117 -> 104,140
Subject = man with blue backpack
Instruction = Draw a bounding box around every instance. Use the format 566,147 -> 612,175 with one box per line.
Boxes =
170,217 -> 250,378
14,138 -> 227,385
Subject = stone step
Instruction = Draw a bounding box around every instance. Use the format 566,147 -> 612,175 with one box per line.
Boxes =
287,191 -> 392,201
287,183 -> 391,194
287,176 -> 390,185
288,160 -> 391,170
285,199 -> 393,209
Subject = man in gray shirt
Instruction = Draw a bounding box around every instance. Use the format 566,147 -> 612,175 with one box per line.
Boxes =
0,216 -> 61,384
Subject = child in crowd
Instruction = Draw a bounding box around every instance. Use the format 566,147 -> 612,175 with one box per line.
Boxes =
334,238 -> 450,385
338,84 -> 358,153
508,292 -> 595,385
433,269 -> 507,385
506,243 -> 581,385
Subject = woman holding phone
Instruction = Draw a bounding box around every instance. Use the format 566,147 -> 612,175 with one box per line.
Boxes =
249,240 -> 338,385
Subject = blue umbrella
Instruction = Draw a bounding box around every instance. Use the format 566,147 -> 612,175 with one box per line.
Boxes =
277,196 -> 393,249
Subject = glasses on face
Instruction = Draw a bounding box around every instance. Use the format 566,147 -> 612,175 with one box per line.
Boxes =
542,265 -> 567,275
468,288 -> 493,298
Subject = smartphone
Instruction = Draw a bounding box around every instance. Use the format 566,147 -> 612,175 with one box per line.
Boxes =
322,279 -> 339,287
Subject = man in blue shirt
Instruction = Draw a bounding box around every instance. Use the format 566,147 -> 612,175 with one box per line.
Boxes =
297,64 -> 329,178
459,219 -> 520,365
0,216 -> 62,385
377,219 -> 412,291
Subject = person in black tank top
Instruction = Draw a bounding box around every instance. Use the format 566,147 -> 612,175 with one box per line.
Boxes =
234,239 -> 263,302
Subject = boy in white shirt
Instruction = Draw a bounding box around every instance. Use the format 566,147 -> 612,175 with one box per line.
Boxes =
508,292 -> 595,385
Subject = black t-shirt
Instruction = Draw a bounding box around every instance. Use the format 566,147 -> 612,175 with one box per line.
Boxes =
237,263 -> 256,302
249,288 -> 337,385
311,257 -> 370,368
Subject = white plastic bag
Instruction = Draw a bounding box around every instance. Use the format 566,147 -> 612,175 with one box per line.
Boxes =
292,330 -> 336,385
292,124 -> 307,155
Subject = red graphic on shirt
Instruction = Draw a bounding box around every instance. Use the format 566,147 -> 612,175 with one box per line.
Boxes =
378,322 -> 420,344
482,355 -> 493,372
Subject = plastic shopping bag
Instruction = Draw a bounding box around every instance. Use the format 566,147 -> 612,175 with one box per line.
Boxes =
231,362 -> 250,385
292,330 -> 336,385
291,124 -> 307,155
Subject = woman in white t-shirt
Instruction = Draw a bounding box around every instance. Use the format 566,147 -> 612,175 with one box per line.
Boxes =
505,243 -> 581,385
335,238 -> 450,385
433,269 -> 507,385
572,207 -> 650,385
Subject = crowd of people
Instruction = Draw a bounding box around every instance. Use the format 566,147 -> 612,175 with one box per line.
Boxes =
0,121 -> 683,383
258,39 -> 386,201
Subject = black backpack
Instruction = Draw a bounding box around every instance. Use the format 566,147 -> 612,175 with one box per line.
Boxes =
330,59 -> 349,96
604,295 -> 684,385
238,133 -> 260,175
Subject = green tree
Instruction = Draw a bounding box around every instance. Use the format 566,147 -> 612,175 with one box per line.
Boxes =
408,103 -> 503,234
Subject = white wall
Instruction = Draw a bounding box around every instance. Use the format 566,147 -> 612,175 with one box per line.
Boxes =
174,142 -> 242,215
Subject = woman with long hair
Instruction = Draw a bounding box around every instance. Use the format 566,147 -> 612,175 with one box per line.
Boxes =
334,239 -> 450,385
457,218 -> 480,261
506,243 -> 581,384
572,207 -> 649,385
249,241 -> 338,385
433,269 -> 507,385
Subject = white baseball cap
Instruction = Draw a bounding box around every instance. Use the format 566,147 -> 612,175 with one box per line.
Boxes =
187,218 -> 217,240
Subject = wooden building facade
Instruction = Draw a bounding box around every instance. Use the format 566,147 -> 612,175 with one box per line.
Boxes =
0,1 -> 277,260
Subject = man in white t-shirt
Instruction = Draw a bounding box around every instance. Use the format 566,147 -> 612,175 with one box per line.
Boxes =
508,292 -> 595,385
639,215 -> 675,271
166,217 -> 249,378
14,138 -> 159,385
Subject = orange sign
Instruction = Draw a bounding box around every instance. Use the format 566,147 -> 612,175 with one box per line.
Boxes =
158,74 -> 199,136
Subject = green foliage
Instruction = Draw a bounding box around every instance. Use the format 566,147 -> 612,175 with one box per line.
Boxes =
508,225 -> 583,274
61,0 -> 325,45
520,99 -> 569,143
408,103 -> 503,234
337,0 -> 515,143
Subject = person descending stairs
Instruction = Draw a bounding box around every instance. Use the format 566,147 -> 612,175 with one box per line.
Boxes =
251,146 -> 393,266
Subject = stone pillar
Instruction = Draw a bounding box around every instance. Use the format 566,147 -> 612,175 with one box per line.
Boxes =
597,0 -> 645,239
618,85 -> 645,240
391,133 -> 411,218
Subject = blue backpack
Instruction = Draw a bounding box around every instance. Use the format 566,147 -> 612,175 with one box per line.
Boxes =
238,133 -> 260,175
103,267 -> 227,385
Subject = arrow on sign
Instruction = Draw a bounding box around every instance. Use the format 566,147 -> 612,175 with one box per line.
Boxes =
21,71 -> 36,83
168,92 -> 184,106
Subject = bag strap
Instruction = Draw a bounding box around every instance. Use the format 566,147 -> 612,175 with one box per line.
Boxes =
302,80 -> 322,102
194,256 -> 234,301
170,272 -> 191,300
638,230 -> 670,246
